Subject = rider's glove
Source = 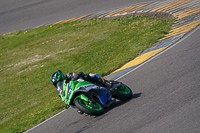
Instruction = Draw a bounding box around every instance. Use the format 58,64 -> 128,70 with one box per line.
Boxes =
89,73 -> 97,78
77,72 -> 85,77
73,72 -> 85,80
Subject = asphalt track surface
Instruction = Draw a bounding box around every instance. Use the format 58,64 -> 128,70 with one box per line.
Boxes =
0,0 -> 165,35
27,25 -> 200,133
1,0 -> 200,133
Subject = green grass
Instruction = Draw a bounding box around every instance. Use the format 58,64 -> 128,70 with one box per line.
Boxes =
0,15 -> 175,132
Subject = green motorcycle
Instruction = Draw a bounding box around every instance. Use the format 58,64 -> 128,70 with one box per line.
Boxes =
58,79 -> 132,116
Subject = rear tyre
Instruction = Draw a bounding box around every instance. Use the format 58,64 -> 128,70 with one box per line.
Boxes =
112,84 -> 133,100
74,99 -> 104,116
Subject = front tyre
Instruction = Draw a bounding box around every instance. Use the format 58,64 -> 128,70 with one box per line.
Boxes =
74,99 -> 104,116
112,84 -> 133,100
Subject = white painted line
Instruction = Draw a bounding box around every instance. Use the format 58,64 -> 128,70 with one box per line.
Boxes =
24,109 -> 67,133
115,25 -> 200,81
24,4 -> 200,132
26,24 -> 200,133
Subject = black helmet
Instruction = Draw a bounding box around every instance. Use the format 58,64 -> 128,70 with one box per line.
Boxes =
50,70 -> 65,87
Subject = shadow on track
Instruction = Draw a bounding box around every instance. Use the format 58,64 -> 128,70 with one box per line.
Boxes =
102,93 -> 142,115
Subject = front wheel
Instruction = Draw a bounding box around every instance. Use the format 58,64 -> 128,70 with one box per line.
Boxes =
112,84 -> 133,100
74,99 -> 104,116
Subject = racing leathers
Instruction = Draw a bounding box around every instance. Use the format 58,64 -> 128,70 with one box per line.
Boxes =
56,72 -> 114,101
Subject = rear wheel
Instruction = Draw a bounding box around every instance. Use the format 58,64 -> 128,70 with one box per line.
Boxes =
74,99 -> 104,116
112,84 -> 133,100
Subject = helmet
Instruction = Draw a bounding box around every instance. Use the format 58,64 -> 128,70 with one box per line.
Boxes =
50,70 -> 65,87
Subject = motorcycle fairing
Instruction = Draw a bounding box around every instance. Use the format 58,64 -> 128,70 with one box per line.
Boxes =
64,80 -> 112,106
98,88 -> 112,105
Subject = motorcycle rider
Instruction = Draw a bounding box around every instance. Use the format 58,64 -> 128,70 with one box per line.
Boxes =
50,70 -> 121,101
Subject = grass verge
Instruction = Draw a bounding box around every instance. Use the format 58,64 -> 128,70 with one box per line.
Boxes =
0,15 -> 175,132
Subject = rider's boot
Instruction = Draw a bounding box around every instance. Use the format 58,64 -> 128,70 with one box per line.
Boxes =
103,80 -> 122,89
104,99 -> 116,108
111,82 -> 122,89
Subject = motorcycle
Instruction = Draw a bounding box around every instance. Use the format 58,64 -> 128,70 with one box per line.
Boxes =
60,78 -> 133,116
